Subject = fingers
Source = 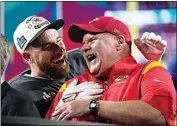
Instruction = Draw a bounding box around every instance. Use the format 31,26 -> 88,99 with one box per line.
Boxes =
141,32 -> 167,50
137,32 -> 167,61
53,107 -> 62,116
61,84 -> 103,104
52,107 -> 69,121
55,101 -> 63,111
52,103 -> 71,121
62,93 -> 76,103
161,40 -> 167,47
76,82 -> 103,91
54,102 -> 65,112
141,32 -> 149,40
154,35 -> 162,41
86,88 -> 104,95
146,32 -> 156,40
141,32 -> 166,44
134,38 -> 144,48
56,110 -> 70,121
76,89 -> 103,100
141,32 -> 158,41
79,95 -> 103,100
86,81 -> 103,88
61,114 -> 70,121
57,111 -> 68,121
52,107 -> 66,117
78,89 -> 104,97
51,116 -> 58,121
63,78 -> 79,94
65,80 -> 103,93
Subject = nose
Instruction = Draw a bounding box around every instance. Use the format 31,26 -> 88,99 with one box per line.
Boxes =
55,51 -> 63,58
81,43 -> 91,53
54,46 -> 64,58
51,41 -> 65,53
56,40 -> 65,49
54,41 -> 66,53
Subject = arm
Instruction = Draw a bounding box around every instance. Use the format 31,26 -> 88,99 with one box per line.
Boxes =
98,67 -> 175,125
15,99 -> 40,117
2,87 -> 40,117
97,100 -> 165,125
97,66 -> 175,125
53,99 -> 165,125
53,66 -> 176,125
134,32 -> 167,61
46,78 -> 103,120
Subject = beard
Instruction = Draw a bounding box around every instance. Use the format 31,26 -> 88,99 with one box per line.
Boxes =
35,55 -> 70,79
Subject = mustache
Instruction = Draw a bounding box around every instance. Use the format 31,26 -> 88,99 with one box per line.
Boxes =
48,55 -> 70,79
35,54 -> 69,79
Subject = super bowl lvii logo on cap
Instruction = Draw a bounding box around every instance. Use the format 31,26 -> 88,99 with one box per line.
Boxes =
32,17 -> 50,29
17,36 -> 27,49
25,16 -> 50,29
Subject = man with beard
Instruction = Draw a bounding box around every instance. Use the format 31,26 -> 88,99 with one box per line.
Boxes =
9,15 -> 169,119
1,33 -> 40,117
47,17 -> 176,125
9,15 -> 103,118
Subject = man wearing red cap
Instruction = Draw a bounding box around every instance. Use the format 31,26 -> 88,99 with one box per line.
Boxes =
46,16 -> 176,125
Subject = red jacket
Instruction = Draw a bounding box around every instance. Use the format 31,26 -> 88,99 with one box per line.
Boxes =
46,56 -> 176,125
45,70 -> 106,122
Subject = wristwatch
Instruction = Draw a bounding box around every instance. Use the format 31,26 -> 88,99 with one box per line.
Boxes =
89,100 -> 99,117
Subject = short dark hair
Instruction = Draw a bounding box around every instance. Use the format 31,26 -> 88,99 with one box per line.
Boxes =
0,34 -> 10,75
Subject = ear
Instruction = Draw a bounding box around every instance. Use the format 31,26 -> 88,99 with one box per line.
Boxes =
115,35 -> 126,51
22,52 -> 34,63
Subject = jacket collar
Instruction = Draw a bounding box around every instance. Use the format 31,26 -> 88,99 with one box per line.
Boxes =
107,56 -> 139,85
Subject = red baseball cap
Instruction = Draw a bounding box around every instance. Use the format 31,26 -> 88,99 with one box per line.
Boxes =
68,16 -> 132,45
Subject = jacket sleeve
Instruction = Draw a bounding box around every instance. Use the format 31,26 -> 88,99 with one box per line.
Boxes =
140,62 -> 176,126
15,99 -> 40,117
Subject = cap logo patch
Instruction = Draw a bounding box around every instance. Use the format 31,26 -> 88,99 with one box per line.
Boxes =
89,18 -> 99,24
32,17 -> 43,24
17,36 -> 27,49
114,28 -> 120,34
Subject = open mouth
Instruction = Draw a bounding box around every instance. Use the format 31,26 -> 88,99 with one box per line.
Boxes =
86,52 -> 101,75
87,53 -> 97,62
52,58 -> 65,65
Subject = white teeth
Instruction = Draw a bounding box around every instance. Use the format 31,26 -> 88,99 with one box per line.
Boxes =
90,58 -> 96,64
87,53 -> 97,62
87,55 -> 91,59
58,56 -> 64,60
53,61 -> 57,64
52,58 -> 64,64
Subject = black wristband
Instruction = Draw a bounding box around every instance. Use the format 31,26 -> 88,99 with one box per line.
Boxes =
89,100 -> 99,117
